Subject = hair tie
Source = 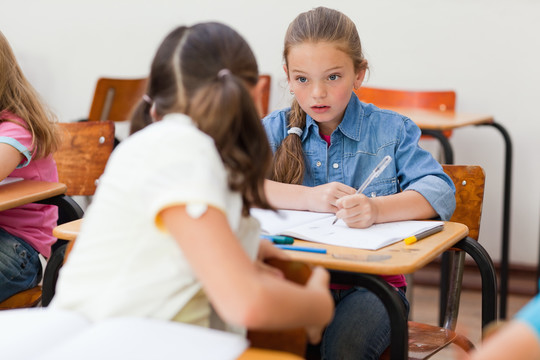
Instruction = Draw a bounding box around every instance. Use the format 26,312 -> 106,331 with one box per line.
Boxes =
217,68 -> 231,79
142,94 -> 153,104
287,127 -> 303,137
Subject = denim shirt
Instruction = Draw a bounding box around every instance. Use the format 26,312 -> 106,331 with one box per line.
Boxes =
262,94 -> 456,221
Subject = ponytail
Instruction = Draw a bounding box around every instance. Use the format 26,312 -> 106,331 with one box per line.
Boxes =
129,95 -> 154,135
271,99 -> 306,184
189,71 -> 273,215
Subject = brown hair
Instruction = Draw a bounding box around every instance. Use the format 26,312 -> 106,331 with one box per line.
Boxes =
130,23 -> 273,215
271,7 -> 369,184
0,31 -> 59,159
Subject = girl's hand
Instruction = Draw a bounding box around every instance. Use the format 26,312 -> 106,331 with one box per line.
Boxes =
335,193 -> 378,228
306,182 -> 356,213
304,266 -> 333,344
257,238 -> 290,261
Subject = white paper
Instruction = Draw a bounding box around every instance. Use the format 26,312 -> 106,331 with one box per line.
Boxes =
252,209 -> 443,250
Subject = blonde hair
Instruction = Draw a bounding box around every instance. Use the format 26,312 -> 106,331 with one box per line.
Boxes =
0,31 -> 59,159
130,23 -> 273,215
271,7 -> 369,184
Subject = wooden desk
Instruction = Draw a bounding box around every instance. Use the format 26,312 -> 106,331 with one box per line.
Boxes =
238,348 -> 303,360
0,180 -> 67,211
54,219 -> 496,360
392,106 -> 512,320
281,221 -> 467,275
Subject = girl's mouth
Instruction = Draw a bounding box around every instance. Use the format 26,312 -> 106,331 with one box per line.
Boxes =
311,105 -> 330,113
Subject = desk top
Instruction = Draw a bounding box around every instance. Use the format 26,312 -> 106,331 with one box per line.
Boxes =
282,221 -> 468,275
389,107 -> 493,131
54,219 -> 468,276
238,348 -> 304,360
0,180 -> 67,212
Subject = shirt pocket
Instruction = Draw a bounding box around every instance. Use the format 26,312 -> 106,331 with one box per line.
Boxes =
362,177 -> 398,198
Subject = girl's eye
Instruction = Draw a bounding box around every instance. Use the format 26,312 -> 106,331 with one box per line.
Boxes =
329,74 -> 340,81
297,77 -> 307,83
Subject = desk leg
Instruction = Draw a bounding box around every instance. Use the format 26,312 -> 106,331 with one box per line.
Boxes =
477,122 -> 513,319
420,129 -> 454,325
330,271 -> 408,360
453,237 -> 498,329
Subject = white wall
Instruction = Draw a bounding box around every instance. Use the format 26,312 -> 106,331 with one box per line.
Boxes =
2,0 -> 539,266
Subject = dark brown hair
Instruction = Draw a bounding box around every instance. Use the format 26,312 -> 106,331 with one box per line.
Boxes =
271,7 -> 369,184
130,23 -> 273,215
0,31 -> 59,158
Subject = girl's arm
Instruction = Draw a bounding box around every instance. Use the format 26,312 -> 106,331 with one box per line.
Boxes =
265,179 -> 356,213
466,321 -> 540,360
0,143 -> 24,180
336,190 -> 437,229
159,204 -> 333,338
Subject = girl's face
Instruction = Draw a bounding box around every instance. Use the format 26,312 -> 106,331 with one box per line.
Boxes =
285,42 -> 365,135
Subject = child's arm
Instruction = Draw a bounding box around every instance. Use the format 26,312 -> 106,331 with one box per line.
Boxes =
466,321 -> 540,360
335,190 -> 437,228
0,143 -> 24,180
159,204 -> 333,340
265,179 -> 356,213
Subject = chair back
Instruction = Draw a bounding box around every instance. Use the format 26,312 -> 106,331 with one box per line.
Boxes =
247,258 -> 311,357
54,121 -> 115,196
354,87 -> 456,112
259,74 -> 271,117
88,77 -> 148,122
442,165 -> 485,240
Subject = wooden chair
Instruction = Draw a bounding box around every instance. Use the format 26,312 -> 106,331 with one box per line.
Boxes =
378,164 -> 487,360
0,121 -> 115,310
354,87 -> 456,139
259,74 -> 271,117
247,258 -> 311,357
87,77 -> 148,123
44,121 -> 115,306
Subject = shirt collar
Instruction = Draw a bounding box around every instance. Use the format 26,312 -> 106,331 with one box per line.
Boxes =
305,93 -> 363,141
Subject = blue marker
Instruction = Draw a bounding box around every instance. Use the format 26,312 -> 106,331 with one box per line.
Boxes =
275,245 -> 327,254
260,234 -> 294,244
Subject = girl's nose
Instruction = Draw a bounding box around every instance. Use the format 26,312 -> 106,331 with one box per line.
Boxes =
311,82 -> 326,99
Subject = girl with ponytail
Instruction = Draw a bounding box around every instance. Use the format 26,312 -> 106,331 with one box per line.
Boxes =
262,7 -> 456,359
51,23 -> 333,342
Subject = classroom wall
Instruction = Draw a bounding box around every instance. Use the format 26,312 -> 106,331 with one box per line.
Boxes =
2,0 -> 539,266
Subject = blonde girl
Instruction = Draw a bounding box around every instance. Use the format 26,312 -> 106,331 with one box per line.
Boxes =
51,23 -> 333,342
262,7 -> 456,359
0,31 -> 60,303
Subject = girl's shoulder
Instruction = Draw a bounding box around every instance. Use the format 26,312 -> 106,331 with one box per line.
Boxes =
0,111 -> 27,130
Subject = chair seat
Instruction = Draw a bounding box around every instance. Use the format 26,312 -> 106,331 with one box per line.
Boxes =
380,321 -> 475,360
0,286 -> 42,310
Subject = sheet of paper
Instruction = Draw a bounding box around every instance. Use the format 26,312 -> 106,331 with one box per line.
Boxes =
252,208 -> 443,250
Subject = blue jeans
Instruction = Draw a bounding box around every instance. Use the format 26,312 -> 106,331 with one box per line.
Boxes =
0,228 -> 42,303
307,286 -> 410,360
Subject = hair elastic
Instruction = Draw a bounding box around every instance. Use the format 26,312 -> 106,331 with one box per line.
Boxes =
287,127 -> 303,137
142,94 -> 153,104
217,68 -> 231,79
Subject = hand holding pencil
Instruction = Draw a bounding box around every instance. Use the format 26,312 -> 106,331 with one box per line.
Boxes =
332,156 -> 392,225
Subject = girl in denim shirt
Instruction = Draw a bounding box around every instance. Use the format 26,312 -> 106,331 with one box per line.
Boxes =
262,7 -> 456,359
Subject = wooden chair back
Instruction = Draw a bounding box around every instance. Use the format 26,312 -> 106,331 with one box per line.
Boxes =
247,258 -> 311,357
354,87 -> 456,138
54,121 -> 115,196
443,165 -> 485,241
259,74 -> 271,117
354,87 -> 456,112
88,77 -> 148,122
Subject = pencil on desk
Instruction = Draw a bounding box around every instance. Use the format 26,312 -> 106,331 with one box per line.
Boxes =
275,245 -> 327,254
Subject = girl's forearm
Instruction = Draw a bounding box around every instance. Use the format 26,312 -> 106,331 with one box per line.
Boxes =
264,179 -> 311,210
371,190 -> 437,223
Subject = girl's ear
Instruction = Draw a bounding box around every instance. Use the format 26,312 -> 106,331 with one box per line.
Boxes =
354,69 -> 366,90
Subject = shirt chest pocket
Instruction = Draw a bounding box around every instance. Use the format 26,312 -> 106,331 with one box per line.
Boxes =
362,177 -> 398,198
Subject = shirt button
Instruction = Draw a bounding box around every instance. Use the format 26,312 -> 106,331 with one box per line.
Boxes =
333,163 -> 339,169
316,161 -> 322,167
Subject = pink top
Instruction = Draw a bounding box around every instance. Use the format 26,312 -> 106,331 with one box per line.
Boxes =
0,111 -> 58,257
320,131 -> 407,289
